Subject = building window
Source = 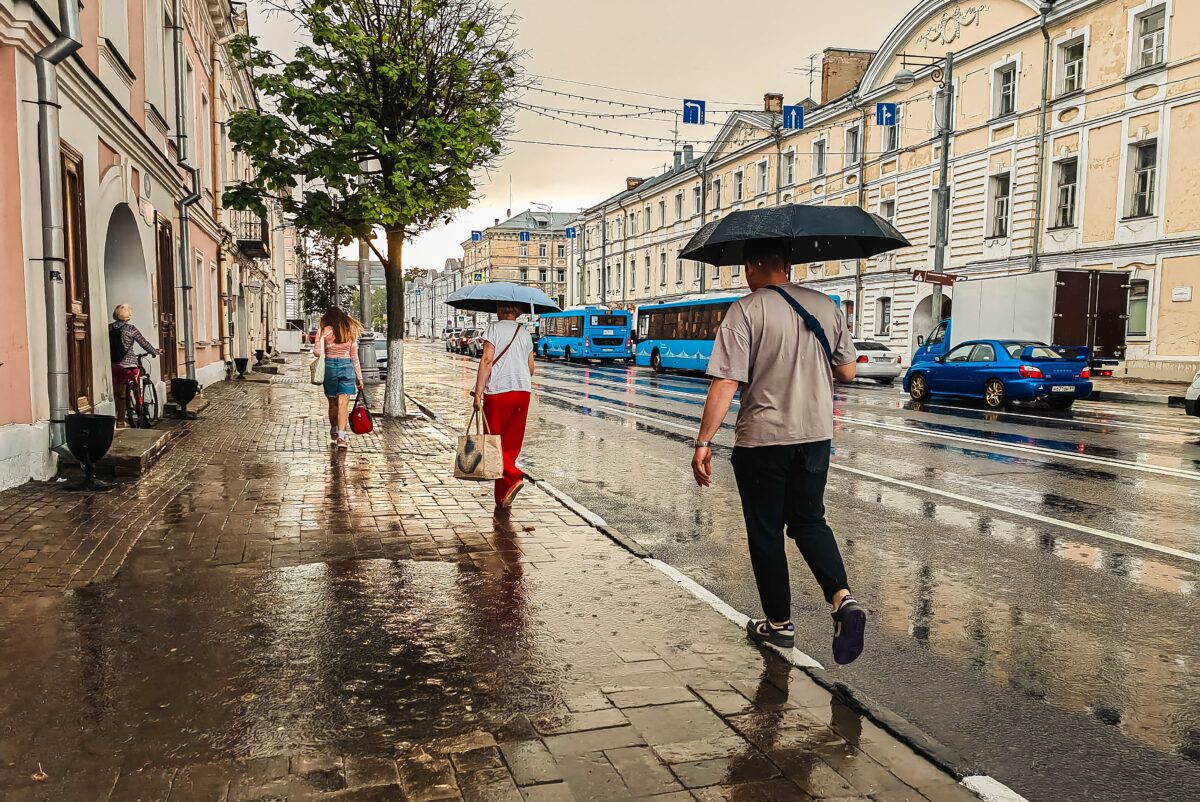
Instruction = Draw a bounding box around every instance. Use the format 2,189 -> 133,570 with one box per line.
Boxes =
659,253 -> 667,285
883,112 -> 900,152
628,260 -> 634,291
1136,6 -> 1166,71
644,205 -> 652,230
812,141 -> 826,177
520,268 -> 528,282
693,261 -> 702,282
711,179 -> 722,209
757,160 -> 769,195
994,63 -> 1017,118
676,259 -> 683,284
732,263 -> 741,277
557,269 -> 565,282
845,127 -> 861,165
693,184 -> 703,214
675,192 -> 684,221
875,297 -> 892,335
1059,38 -> 1085,95
658,200 -> 666,227
557,244 -> 565,258
734,170 -> 744,202
538,242 -> 547,258
784,151 -> 796,185
644,254 -> 651,289
1053,158 -> 1078,228
539,268 -> 547,283
519,243 -> 528,257
628,213 -> 637,236
989,173 -> 1011,238
1127,279 -> 1149,336
879,198 -> 896,226
1129,140 -> 1158,218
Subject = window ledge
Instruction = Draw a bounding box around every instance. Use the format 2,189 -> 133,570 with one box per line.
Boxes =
1046,225 -> 1078,232
1126,64 -> 1167,82
1120,214 -> 1157,222
988,113 -> 1018,127
1054,89 -> 1085,103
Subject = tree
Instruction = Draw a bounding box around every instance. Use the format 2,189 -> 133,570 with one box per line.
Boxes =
300,235 -> 350,317
224,0 -> 521,416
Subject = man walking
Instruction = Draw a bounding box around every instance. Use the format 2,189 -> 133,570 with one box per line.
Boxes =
691,239 -> 866,665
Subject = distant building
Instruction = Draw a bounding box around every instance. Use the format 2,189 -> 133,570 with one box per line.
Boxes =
461,210 -> 574,311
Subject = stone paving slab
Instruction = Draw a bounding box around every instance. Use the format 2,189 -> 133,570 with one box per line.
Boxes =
0,355 -> 980,801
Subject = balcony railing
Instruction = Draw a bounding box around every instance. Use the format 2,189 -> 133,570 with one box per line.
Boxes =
230,209 -> 270,260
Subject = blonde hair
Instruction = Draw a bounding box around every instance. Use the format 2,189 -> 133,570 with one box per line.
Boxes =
113,304 -> 133,322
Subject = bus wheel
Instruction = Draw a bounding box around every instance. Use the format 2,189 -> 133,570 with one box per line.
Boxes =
564,347 -> 573,363
651,350 -> 663,373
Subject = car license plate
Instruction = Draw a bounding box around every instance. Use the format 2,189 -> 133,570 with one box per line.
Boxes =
872,356 -> 891,362
1051,385 -> 1075,393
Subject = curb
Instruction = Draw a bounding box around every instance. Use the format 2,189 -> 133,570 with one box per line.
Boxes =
521,469 -> 654,559
1089,389 -> 1183,406
404,393 -> 438,420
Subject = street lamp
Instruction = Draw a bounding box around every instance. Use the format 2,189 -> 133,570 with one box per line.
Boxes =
893,52 -> 955,319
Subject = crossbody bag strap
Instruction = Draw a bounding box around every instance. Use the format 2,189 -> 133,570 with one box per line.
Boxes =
765,285 -> 834,365
492,325 -> 522,365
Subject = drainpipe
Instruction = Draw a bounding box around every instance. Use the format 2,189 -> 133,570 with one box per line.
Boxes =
36,0 -> 82,456
172,0 -> 198,380
1030,1 -> 1056,273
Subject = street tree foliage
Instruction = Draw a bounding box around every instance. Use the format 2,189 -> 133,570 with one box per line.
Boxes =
300,235 -> 350,317
223,0 -> 521,415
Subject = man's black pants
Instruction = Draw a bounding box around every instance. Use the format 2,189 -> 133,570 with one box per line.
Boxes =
731,441 -> 849,622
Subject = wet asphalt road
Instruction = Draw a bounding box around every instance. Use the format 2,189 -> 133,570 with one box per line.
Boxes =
411,343 -> 1200,802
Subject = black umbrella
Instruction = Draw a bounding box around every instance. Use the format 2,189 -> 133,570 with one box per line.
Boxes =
679,204 -> 910,266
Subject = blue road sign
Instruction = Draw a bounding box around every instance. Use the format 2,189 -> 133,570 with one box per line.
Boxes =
519,231 -> 531,242
471,230 -> 482,241
782,105 -> 805,130
876,102 -> 899,127
565,227 -> 577,239
683,99 -> 706,125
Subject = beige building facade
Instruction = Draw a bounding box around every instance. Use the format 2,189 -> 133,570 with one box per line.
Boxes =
575,0 -> 1200,380
462,209 -> 574,310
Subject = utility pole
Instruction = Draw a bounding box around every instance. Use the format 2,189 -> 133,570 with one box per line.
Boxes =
931,52 -> 955,319
358,238 -> 380,384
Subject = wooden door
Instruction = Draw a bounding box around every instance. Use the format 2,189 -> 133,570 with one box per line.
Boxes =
61,147 -> 92,412
154,218 -> 178,379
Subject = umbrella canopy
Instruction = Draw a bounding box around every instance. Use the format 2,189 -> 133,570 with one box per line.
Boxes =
679,204 -> 911,266
445,282 -> 561,314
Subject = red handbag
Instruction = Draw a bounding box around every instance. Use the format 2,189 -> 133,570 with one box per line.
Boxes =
349,391 -> 374,435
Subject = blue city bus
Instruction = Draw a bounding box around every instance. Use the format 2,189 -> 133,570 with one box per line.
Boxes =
538,307 -> 633,363
635,292 -> 841,373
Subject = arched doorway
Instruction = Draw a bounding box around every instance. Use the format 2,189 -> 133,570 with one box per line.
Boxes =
910,291 -> 952,353
102,205 -> 156,383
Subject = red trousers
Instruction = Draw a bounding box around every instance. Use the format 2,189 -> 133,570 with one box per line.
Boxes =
483,391 -> 530,504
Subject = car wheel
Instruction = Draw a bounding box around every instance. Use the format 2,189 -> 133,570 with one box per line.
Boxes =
909,373 -> 930,402
564,346 -> 573,364
1047,397 -> 1075,411
876,377 -> 894,385
984,379 -> 1007,409
651,350 -> 663,373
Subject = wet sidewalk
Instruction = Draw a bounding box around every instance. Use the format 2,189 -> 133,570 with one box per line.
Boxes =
0,360 -> 981,801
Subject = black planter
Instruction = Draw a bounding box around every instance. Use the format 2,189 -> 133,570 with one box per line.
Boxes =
234,357 -> 249,378
63,413 -> 115,491
171,378 -> 200,419
254,349 -> 265,365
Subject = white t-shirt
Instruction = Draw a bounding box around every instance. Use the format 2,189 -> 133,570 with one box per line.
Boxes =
483,320 -> 533,395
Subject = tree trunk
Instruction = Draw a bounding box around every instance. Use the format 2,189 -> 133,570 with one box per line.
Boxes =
383,228 -> 407,417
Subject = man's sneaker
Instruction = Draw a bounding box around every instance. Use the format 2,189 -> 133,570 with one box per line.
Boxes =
746,619 -> 795,650
832,597 -> 867,665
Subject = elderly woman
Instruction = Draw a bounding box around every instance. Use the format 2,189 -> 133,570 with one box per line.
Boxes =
471,302 -> 536,509
109,304 -> 160,427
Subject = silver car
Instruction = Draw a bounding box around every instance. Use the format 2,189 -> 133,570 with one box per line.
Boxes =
854,341 -> 903,384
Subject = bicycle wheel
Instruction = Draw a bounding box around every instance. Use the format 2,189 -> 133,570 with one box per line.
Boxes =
141,378 -> 161,426
125,379 -> 141,428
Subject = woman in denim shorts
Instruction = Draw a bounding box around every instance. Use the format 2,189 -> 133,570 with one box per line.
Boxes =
315,307 -> 365,449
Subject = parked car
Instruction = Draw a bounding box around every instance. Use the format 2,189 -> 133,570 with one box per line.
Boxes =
456,329 -> 479,355
444,329 -> 462,352
467,332 -> 486,358
853,341 -> 903,384
1186,370 -> 1200,417
903,339 -> 1093,411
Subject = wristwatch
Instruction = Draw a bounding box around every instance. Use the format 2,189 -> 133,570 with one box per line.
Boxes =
693,439 -> 713,449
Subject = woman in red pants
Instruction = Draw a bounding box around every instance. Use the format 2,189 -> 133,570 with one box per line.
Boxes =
471,302 -> 536,509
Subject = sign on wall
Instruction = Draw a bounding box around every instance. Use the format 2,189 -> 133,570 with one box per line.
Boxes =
1172,286 -> 1193,302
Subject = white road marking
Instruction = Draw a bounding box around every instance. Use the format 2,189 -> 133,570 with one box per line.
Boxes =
535,389 -> 1200,565
645,558 -> 824,670
961,775 -> 1033,802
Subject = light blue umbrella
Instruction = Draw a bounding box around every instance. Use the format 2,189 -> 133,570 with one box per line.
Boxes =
446,282 -> 561,315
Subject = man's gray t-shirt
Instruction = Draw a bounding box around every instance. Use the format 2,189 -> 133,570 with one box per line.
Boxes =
707,284 -> 856,447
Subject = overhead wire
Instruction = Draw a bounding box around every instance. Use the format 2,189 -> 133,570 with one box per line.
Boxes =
528,72 -> 757,107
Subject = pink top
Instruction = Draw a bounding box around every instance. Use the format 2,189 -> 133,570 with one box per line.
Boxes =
316,327 -> 363,382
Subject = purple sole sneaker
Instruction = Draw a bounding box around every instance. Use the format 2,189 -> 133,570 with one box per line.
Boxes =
832,598 -> 866,665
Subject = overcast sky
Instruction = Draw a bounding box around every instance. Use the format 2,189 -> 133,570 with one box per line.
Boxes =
247,0 -> 906,270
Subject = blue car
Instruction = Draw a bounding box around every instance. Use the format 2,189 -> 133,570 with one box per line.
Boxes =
903,340 -> 1093,410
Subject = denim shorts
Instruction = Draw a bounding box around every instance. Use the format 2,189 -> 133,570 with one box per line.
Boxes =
323,358 -> 357,397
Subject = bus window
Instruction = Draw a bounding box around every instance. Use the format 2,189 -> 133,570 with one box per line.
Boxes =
638,313 -> 651,338
568,315 -> 583,337
590,314 -> 626,327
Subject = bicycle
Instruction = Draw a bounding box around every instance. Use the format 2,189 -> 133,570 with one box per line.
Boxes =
124,352 -> 160,429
